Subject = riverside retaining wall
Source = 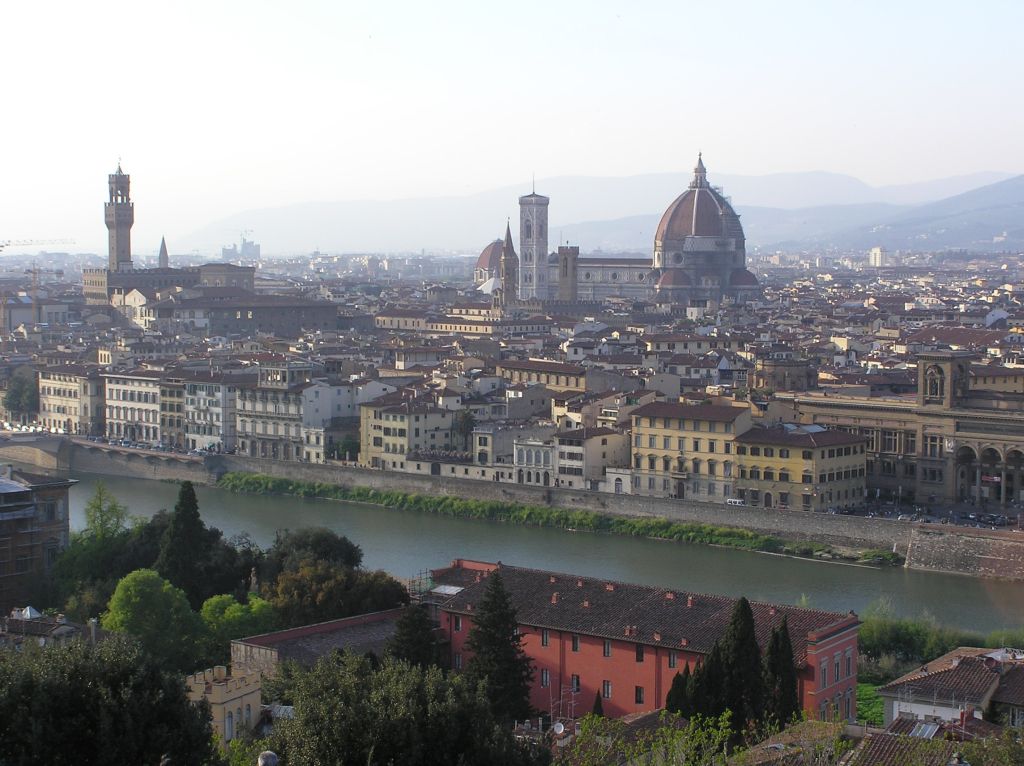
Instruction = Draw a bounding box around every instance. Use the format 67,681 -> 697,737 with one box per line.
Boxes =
906,525 -> 1024,580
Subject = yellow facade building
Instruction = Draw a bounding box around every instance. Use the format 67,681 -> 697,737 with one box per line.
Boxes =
186,665 -> 262,746
734,426 -> 867,511
630,402 -> 752,500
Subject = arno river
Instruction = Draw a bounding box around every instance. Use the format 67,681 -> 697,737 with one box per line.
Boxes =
68,473 -> 1024,633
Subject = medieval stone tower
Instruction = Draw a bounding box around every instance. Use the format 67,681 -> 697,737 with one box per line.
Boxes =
557,245 -> 579,302
518,189 -> 549,299
105,164 -> 134,272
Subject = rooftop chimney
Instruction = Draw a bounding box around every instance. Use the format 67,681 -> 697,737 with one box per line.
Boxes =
576,578 -> 584,588
551,592 -> 559,605
686,596 -> 694,608
549,575 -> 557,584
665,591 -> 676,600
582,599 -> 590,608
605,583 -> 615,592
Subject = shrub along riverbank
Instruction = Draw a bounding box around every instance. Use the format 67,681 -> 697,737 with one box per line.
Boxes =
216,472 -> 881,562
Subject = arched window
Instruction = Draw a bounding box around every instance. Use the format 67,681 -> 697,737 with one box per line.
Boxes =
925,366 -> 945,398
225,711 -> 234,741
750,467 -> 761,480
662,457 -> 671,472
648,456 -> 656,470
525,221 -> 533,239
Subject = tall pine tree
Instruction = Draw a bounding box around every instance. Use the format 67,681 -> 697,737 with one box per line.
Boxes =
719,597 -> 766,730
154,481 -> 208,607
463,571 -> 534,724
763,616 -> 800,725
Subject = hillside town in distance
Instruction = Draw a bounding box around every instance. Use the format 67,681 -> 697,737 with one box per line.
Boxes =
3,159 -> 1024,766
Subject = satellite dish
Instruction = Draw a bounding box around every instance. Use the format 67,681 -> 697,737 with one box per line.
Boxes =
553,722 -> 565,735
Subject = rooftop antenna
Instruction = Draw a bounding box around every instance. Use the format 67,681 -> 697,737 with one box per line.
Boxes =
532,172 -> 535,194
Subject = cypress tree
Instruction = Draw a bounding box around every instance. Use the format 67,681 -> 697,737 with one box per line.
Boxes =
154,482 -> 208,607
719,597 -> 766,729
592,691 -> 604,717
692,644 -> 725,718
387,604 -> 437,668
665,666 -> 691,717
764,616 -> 800,725
463,571 -> 534,724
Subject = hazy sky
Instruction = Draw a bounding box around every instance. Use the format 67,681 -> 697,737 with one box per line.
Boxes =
3,0 -> 1022,254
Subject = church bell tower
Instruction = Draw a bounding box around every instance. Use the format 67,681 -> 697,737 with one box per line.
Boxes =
518,188 -> 549,299
105,164 -> 134,272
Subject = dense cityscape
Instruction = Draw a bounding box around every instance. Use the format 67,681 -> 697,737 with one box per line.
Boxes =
3,3 -> 1024,765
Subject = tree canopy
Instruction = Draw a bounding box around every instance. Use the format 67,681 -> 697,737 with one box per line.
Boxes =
264,526 -> 363,581
101,568 -> 207,672
82,481 -> 129,540
273,653 -> 547,766
0,634 -> 220,765
463,571 -> 534,724
269,558 -> 407,627
2,369 -> 38,418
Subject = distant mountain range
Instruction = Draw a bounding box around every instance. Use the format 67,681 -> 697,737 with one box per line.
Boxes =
179,170 -> 1019,255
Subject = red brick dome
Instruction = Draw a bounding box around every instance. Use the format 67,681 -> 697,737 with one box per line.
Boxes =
729,268 -> 759,287
476,239 -> 503,272
655,155 -> 737,242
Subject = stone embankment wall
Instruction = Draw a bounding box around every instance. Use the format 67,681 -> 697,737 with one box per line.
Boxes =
906,525 -> 1024,580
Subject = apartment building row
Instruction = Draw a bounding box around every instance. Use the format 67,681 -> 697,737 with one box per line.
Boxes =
36,360 -> 394,461
357,385 -> 867,509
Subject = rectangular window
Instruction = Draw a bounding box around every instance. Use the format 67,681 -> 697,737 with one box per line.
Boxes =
636,644 -> 644,663
635,686 -> 645,705
668,651 -> 678,669
541,668 -> 550,688
834,655 -> 841,683
454,653 -> 462,670
571,674 -> 580,693
572,634 -> 580,652
845,650 -> 852,678
602,680 -> 612,699
541,629 -> 549,647
603,639 -> 612,657
821,663 -> 828,689
454,616 -> 462,632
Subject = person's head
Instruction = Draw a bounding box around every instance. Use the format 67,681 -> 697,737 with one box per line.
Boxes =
258,752 -> 279,766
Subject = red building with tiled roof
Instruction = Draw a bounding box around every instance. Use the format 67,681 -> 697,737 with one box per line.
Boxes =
430,559 -> 859,722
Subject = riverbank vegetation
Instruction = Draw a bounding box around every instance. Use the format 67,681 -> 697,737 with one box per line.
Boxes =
216,472 -> 875,562
858,597 -> 1024,684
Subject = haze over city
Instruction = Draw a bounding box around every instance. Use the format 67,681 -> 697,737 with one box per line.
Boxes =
4,0 -> 1023,253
